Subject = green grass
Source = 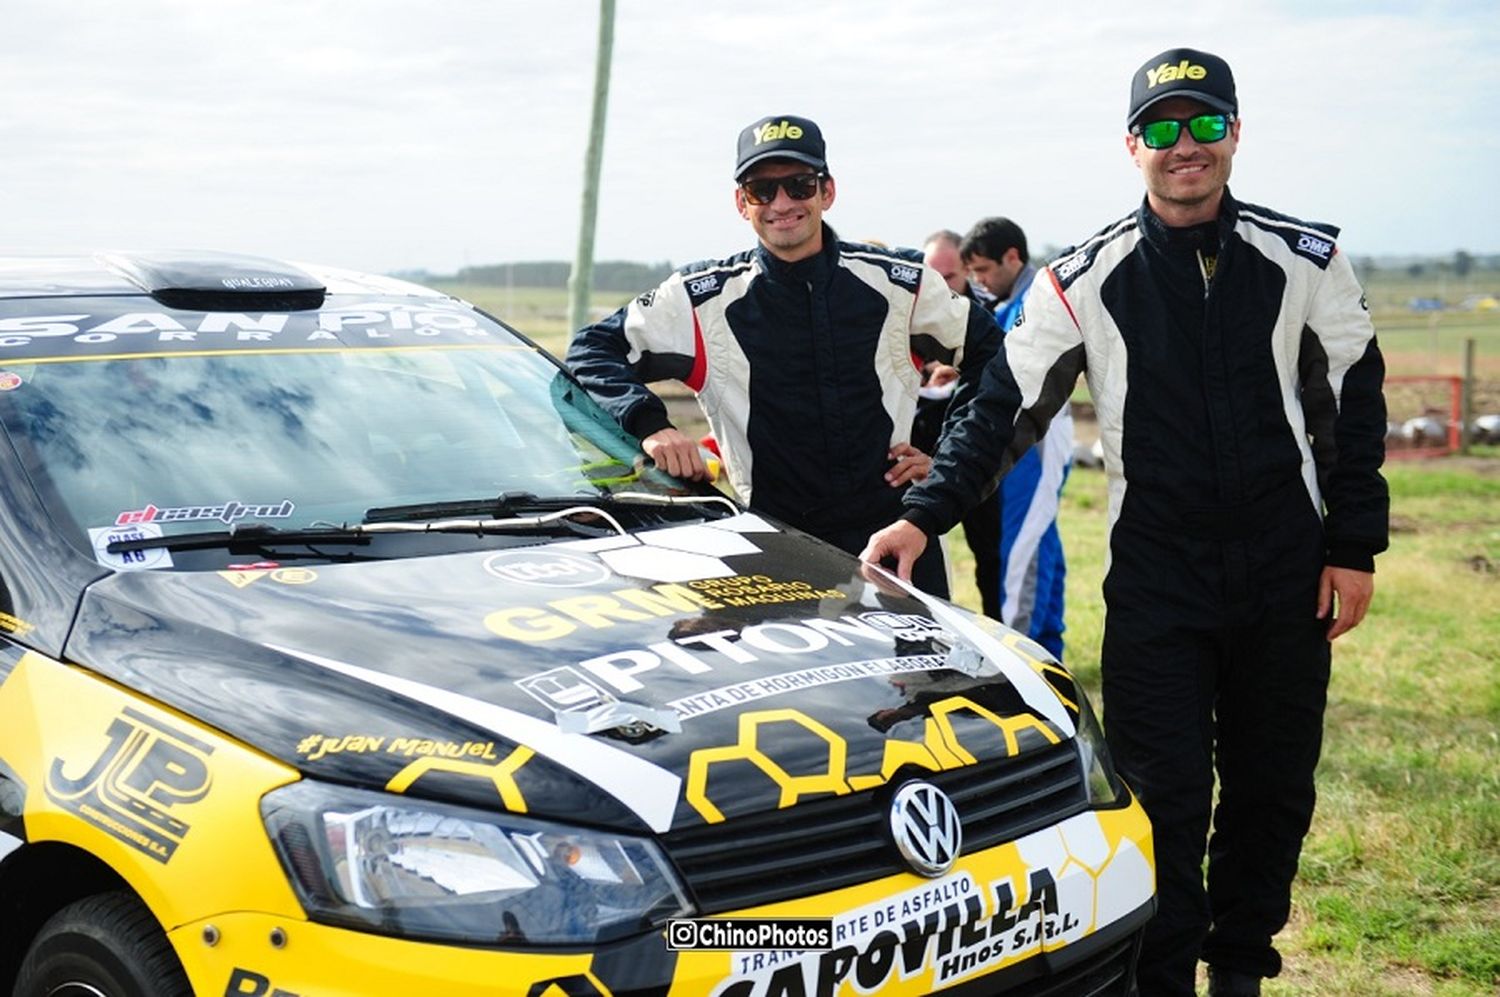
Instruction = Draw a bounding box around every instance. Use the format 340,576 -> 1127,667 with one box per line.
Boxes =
949,460 -> 1500,994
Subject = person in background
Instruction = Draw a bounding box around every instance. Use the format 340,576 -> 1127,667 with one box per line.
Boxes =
566,114 -> 1000,597
862,49 -> 1387,996
960,217 -> 1074,659
915,229 -> 1003,616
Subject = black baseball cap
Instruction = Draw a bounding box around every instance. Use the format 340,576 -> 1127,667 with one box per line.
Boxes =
1127,48 -> 1237,127
734,114 -> 827,180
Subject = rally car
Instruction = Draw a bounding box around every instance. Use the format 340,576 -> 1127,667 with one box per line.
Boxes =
0,252 -> 1154,996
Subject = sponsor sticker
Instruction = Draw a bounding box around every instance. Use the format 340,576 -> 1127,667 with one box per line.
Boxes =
44,706 -> 214,863
89,524 -> 172,571
710,865 -> 1089,995
216,566 -> 317,588
517,665 -> 619,715
483,550 -> 612,588
666,655 -> 945,720
115,499 -> 295,527
295,733 -> 500,763
0,371 -> 22,391
220,276 -> 297,290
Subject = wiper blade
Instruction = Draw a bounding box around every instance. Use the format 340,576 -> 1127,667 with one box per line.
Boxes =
106,523 -> 374,555
106,507 -> 622,557
363,490 -> 740,525
363,491 -> 585,524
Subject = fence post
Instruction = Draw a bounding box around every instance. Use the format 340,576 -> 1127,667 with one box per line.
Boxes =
1460,338 -> 1475,454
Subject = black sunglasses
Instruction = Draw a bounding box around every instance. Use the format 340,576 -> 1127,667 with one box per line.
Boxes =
739,173 -> 824,206
1132,113 -> 1235,150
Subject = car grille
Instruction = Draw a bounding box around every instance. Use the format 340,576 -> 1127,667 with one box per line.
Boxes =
662,740 -> 1087,914
1005,934 -> 1138,996
936,928 -> 1140,996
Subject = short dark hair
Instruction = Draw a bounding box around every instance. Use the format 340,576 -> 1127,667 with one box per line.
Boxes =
960,217 -> 1028,265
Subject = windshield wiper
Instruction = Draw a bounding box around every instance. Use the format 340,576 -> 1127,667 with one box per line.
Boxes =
106,523 -> 375,555
363,490 -> 739,525
363,491 -> 593,524
104,508 -> 614,557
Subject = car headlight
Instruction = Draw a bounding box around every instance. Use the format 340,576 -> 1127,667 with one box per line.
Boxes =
1072,684 -> 1129,807
262,780 -> 693,946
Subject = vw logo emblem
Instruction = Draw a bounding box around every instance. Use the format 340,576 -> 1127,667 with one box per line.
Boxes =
889,781 -> 963,877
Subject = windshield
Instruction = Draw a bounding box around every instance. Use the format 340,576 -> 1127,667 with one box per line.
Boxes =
0,294 -> 694,564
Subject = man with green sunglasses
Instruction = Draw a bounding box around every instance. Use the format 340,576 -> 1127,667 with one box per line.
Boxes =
864,47 -> 1388,997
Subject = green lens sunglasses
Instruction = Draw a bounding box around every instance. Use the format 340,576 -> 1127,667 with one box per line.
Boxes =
1132,113 -> 1235,150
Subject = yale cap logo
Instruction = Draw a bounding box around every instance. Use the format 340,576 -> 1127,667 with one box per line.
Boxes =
753,119 -> 803,145
1146,60 -> 1208,88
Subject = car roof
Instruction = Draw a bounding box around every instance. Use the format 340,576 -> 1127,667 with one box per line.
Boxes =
0,251 -> 446,302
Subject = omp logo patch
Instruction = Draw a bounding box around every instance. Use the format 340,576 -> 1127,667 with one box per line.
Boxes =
45,707 -> 214,862
484,550 -> 612,588
889,264 -> 920,286
688,274 -> 720,296
1052,254 -> 1086,281
753,119 -> 803,144
1296,232 -> 1333,260
1146,59 -> 1207,87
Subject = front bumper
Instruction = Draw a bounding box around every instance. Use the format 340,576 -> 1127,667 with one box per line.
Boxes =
173,805 -> 1153,996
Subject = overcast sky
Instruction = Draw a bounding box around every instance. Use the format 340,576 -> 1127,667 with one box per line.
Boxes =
2,0 -> 1496,276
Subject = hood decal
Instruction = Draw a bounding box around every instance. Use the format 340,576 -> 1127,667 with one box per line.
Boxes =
555,513 -> 779,585
865,568 -> 1076,737
268,644 -> 683,832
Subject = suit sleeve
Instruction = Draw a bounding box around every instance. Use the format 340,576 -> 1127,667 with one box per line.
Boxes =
906,264 -> 1003,441
902,267 -> 1086,537
1300,250 -> 1389,571
564,275 -> 700,440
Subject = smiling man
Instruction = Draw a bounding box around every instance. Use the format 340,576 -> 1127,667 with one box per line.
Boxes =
862,49 -> 1389,996
567,114 -> 1000,596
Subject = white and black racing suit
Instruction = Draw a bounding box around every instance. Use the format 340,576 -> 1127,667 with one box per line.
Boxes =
900,191 -> 1388,991
567,225 -> 1000,595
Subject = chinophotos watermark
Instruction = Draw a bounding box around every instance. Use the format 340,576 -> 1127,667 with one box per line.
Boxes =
667,918 -> 833,951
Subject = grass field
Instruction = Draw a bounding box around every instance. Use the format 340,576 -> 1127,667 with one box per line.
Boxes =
438,272 -> 1500,992
949,456 -> 1500,995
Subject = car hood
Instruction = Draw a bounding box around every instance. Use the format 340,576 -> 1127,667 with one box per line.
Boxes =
65,514 -> 1079,835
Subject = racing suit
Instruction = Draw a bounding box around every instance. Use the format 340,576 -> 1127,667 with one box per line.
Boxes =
567,225 -> 1000,596
992,264 -> 1073,659
900,191 -> 1388,992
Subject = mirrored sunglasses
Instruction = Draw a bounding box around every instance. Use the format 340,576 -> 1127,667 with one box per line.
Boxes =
1133,113 -> 1234,150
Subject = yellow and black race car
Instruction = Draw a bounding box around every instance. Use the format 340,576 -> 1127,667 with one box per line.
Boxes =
0,253 -> 1154,996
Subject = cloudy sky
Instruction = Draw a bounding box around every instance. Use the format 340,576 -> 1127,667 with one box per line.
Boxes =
1,0 -> 1495,276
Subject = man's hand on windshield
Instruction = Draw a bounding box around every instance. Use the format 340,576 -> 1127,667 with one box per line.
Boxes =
859,520 -> 929,582
643,428 -> 709,481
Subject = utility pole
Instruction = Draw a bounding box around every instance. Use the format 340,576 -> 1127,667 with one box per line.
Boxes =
567,0 -> 615,339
